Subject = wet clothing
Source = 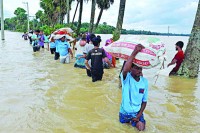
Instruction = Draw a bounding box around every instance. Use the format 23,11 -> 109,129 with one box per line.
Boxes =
55,40 -> 60,53
31,34 -> 40,52
119,72 -> 148,127
38,35 -> 45,47
83,43 -> 94,55
54,52 -> 60,60
50,42 -> 56,54
44,35 -> 49,43
57,40 -> 71,64
86,48 -> 107,82
32,45 -> 40,52
91,68 -> 103,82
22,34 -> 28,40
83,43 -> 94,77
102,47 -> 112,69
74,41 -> 86,68
119,72 -> 148,117
31,34 -> 38,40
60,55 -> 70,64
58,41 -> 70,56
28,33 -> 33,44
74,54 -> 86,68
119,112 -> 146,127
86,69 -> 92,77
170,50 -> 184,74
50,42 -> 56,48
50,48 -> 56,54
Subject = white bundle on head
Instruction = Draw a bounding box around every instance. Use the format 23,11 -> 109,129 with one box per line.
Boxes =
103,37 -> 166,69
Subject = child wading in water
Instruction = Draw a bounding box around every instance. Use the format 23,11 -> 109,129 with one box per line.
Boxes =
49,37 -> 56,54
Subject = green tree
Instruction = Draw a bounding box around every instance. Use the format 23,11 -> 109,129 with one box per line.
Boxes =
40,0 -> 55,26
35,10 -> 49,26
95,22 -> 115,34
40,0 -> 68,26
13,7 -> 27,31
14,7 -> 26,16
93,0 -> 114,32
178,0 -> 200,78
4,18 -> 16,30
35,10 -> 43,20
113,0 -> 126,41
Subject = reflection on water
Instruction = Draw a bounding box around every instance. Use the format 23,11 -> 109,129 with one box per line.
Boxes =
0,31 -> 200,133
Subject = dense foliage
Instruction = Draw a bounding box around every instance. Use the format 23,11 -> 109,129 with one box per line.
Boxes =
2,6 -> 189,37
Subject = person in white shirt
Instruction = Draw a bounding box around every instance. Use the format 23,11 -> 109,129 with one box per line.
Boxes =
74,35 -> 88,68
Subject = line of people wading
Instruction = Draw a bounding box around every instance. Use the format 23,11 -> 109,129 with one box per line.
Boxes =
23,30 -> 115,82
22,30 -> 184,131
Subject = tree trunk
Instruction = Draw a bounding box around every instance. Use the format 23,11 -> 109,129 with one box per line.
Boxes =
76,0 -> 83,35
93,7 -> 103,33
89,0 -> 96,33
67,10 -> 70,24
178,0 -> 200,78
72,1 -> 79,25
113,0 -> 126,41
67,0 -> 70,24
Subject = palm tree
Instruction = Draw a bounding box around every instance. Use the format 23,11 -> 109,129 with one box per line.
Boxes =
178,0 -> 200,78
88,0 -> 96,33
40,0 -> 68,26
72,0 -> 80,25
93,0 -> 114,32
76,0 -> 83,35
66,0 -> 70,24
66,0 -> 75,24
40,0 -> 58,26
113,0 -> 126,41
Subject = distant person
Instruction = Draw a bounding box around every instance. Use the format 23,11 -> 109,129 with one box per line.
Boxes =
76,33 -> 82,42
54,38 -> 60,60
119,44 -> 148,131
49,36 -> 56,54
22,32 -> 28,40
44,34 -> 50,50
31,30 -> 40,52
85,36 -> 112,82
38,31 -> 45,48
28,30 -> 33,44
86,32 -> 90,44
167,41 -> 184,76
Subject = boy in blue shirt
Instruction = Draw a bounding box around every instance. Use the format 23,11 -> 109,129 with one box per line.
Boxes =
49,37 -> 56,54
119,44 -> 148,131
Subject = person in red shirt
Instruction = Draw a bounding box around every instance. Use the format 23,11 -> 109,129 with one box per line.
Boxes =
167,41 -> 184,76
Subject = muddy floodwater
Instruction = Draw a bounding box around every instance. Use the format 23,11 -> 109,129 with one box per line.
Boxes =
0,31 -> 200,133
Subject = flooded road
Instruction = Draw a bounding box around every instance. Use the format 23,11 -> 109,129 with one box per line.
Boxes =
0,31 -> 200,133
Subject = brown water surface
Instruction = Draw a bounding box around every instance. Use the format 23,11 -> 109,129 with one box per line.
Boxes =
0,31 -> 200,133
